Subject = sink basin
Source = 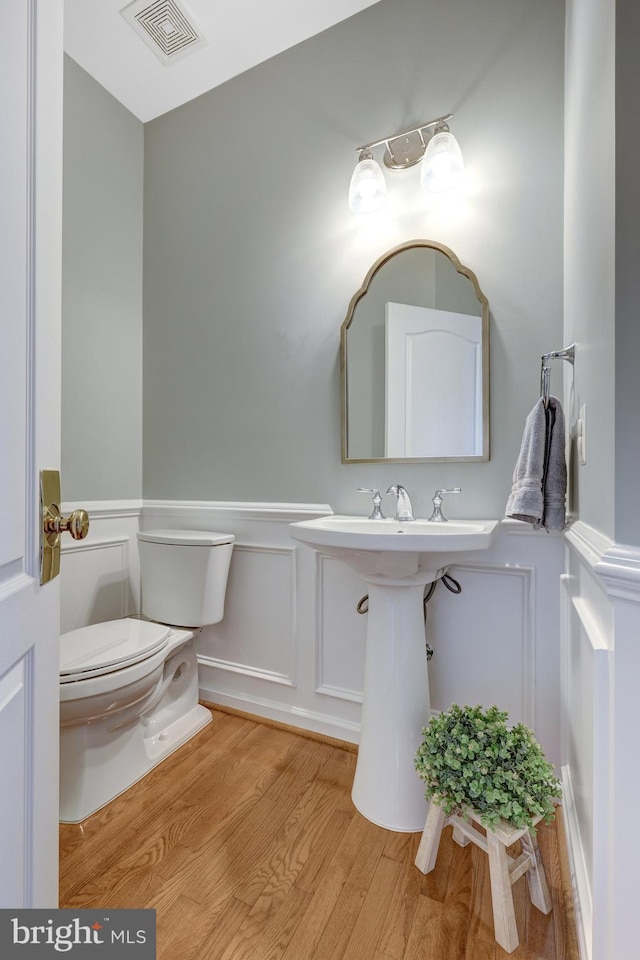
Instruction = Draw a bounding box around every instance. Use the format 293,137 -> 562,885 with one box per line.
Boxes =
290,513 -> 500,832
290,515 -> 497,549
290,515 -> 499,582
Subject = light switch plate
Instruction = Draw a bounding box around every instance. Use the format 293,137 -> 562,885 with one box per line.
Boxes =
577,403 -> 587,466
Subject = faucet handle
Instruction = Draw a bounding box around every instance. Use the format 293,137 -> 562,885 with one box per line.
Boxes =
357,488 -> 386,520
429,487 -> 461,522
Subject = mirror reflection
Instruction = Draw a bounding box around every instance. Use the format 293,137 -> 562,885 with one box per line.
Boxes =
341,241 -> 490,463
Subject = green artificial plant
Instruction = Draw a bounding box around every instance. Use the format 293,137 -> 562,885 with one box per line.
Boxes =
414,704 -> 561,832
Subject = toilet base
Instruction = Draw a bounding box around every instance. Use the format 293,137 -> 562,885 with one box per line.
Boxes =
60,702 -> 211,823
60,631 -> 212,824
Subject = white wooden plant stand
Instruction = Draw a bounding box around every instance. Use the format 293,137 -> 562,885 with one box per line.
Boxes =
415,801 -> 553,953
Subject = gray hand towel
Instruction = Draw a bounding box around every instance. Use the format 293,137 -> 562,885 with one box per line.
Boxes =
541,397 -> 567,530
505,396 -> 566,531
505,398 -> 546,527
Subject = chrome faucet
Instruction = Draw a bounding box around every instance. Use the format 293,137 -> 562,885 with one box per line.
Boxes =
428,487 -> 461,522
386,484 -> 415,521
357,487 -> 386,520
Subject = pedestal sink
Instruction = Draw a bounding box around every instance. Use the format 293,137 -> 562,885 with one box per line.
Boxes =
290,515 -> 500,832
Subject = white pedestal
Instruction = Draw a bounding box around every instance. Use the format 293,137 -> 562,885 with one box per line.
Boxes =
351,580 -> 431,832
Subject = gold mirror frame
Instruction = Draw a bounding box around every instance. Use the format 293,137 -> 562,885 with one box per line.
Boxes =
340,239 -> 490,463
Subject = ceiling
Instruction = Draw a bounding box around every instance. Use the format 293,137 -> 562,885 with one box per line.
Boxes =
64,0 -> 380,123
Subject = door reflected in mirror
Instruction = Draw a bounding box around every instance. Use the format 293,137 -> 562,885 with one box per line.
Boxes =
341,241 -> 490,463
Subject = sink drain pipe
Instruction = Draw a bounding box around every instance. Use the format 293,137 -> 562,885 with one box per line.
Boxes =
356,572 -> 462,660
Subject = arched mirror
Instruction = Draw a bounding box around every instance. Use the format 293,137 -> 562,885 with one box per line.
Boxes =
341,240 -> 489,463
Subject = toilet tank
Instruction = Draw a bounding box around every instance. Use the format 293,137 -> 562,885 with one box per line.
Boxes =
136,529 -> 234,627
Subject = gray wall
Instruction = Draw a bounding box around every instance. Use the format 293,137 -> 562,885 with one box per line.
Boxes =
62,56 -> 144,502
615,0 -> 640,546
564,0 -> 616,540
142,0 -> 565,521
563,0 -> 640,550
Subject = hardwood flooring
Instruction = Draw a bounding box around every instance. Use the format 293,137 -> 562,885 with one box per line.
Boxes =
59,707 -> 580,960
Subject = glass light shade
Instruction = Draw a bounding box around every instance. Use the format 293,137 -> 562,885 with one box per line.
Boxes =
349,154 -> 387,213
420,129 -> 464,194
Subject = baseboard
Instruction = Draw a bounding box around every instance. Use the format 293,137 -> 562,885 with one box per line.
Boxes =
561,765 -> 592,960
201,700 -> 358,753
552,804 -> 583,960
198,687 -> 360,744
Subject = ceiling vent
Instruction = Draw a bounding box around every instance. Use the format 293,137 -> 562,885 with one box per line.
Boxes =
121,0 -> 207,64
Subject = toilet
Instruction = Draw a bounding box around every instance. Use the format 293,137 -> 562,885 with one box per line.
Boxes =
59,529 -> 234,823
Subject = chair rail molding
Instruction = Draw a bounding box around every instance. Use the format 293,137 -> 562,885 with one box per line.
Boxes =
61,499 -> 143,520
594,542 -> 640,602
561,518 -> 640,597
141,499 -> 333,524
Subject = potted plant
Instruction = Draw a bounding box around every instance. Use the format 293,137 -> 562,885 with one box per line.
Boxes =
414,704 -> 561,832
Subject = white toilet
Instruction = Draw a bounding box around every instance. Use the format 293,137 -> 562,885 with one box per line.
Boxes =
59,529 -> 234,823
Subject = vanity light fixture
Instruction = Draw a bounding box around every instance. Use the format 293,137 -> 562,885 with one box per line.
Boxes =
348,113 -> 463,212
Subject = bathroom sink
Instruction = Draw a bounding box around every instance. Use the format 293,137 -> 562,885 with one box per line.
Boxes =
290,513 -> 500,832
290,515 -> 497,549
290,515 -> 499,581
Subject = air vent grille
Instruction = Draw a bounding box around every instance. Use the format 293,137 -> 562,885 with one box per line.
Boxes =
121,0 -> 206,63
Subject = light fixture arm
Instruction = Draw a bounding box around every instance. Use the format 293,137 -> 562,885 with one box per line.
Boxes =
355,113 -> 453,154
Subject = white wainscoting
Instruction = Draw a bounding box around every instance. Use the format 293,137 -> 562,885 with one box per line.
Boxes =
59,502 -> 565,749
57,498 -> 640,958
135,505 -> 565,758
561,520 -> 640,960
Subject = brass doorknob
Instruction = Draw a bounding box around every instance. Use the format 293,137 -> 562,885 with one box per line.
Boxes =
40,470 -> 90,585
43,507 -> 90,541
61,508 -> 90,540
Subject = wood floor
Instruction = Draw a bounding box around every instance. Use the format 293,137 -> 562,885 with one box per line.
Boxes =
59,707 -> 580,960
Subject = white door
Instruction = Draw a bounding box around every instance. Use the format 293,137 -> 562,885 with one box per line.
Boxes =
0,0 -> 64,906
385,302 -> 483,458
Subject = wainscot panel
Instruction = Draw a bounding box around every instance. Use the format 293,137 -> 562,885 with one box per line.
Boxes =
314,554 -> 366,703
198,544 -> 297,687
60,501 -> 142,634
426,562 -> 536,729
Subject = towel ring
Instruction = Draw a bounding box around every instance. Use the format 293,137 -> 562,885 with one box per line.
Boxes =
540,342 -> 575,408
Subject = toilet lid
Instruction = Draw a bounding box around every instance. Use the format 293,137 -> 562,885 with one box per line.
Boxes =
60,619 -> 171,681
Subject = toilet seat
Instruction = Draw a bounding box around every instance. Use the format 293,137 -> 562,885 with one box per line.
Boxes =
60,618 -> 171,683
